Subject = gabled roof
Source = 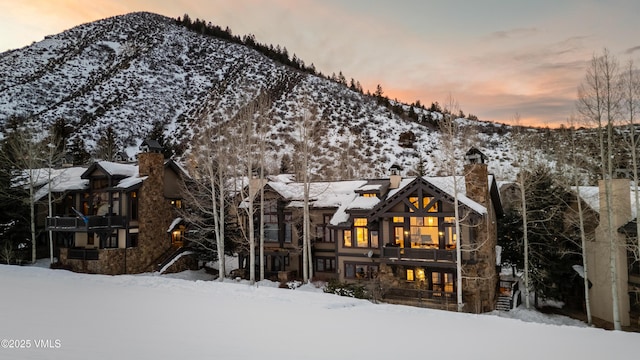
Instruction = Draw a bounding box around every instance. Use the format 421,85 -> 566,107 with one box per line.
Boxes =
368,176 -> 488,220
29,158 -> 187,201
81,161 -> 138,179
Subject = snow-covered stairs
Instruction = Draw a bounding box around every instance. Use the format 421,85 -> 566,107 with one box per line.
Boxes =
496,295 -> 513,311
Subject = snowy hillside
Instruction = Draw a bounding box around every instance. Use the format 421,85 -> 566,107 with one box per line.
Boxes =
0,12 -> 520,179
1,264 -> 637,359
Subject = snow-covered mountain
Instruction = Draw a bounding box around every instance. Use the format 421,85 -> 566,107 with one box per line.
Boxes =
0,12 -> 518,179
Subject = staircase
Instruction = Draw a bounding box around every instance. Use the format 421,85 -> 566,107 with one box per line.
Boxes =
156,246 -> 190,273
496,295 -> 513,311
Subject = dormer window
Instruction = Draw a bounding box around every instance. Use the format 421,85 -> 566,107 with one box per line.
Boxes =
362,193 -> 377,198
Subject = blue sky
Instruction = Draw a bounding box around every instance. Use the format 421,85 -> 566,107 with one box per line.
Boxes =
1,0 -> 639,126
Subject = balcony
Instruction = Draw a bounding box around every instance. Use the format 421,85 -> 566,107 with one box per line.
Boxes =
382,246 -> 456,262
46,215 -> 126,232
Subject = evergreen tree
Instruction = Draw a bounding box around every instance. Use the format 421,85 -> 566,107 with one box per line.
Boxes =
68,137 -> 90,165
498,165 -> 582,304
95,126 -> 120,161
280,153 -> 292,174
148,122 -> 174,159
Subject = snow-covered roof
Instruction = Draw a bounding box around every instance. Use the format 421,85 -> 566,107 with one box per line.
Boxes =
426,176 -> 488,215
96,161 -> 138,177
346,196 -> 380,210
167,217 -> 183,233
574,184 -> 638,219
115,176 -> 147,190
574,186 -> 600,213
329,200 -> 355,226
253,174 -> 494,225
357,184 -> 382,192
33,167 -> 89,201
268,180 -> 367,209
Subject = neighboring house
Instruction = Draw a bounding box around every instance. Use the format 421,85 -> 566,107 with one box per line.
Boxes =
239,149 -> 503,313
42,143 -> 193,275
577,180 -> 640,327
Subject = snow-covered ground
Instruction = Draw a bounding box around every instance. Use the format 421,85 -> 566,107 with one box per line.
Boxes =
1,263 -> 637,360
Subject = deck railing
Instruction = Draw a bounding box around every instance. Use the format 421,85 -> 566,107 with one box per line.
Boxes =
46,215 -> 126,231
382,246 -> 456,262
383,287 -> 457,309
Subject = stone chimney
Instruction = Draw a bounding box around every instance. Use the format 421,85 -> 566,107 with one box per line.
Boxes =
132,142 -> 172,273
588,178 -> 632,326
463,148 -> 489,208
389,164 -> 402,189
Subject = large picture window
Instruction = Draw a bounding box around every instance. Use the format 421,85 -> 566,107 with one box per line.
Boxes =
409,217 -> 438,248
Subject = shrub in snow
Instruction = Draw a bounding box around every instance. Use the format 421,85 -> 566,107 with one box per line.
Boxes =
323,279 -> 368,299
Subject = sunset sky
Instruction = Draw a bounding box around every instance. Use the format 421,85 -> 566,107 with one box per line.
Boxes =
1,0 -> 639,127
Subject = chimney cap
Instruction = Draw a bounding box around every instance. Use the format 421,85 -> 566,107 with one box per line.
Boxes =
140,139 -> 163,153
389,163 -> 403,176
465,147 -> 487,164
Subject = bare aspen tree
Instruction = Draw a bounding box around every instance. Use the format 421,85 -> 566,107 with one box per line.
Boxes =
257,98 -> 270,282
297,101 -> 317,283
179,124 -> 228,281
228,94 -> 271,284
577,49 -> 623,330
439,94 -> 480,312
439,95 -> 465,311
511,113 -> 533,309
621,60 -> 640,264
44,133 -> 65,265
567,114 -> 593,325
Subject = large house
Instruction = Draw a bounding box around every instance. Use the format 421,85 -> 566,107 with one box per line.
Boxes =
239,149 -> 503,313
41,142 -> 194,275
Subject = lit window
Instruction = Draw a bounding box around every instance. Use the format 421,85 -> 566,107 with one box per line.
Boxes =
354,218 -> 368,247
354,218 -> 367,226
409,217 -> 438,248
444,273 -> 454,293
415,268 -> 426,281
393,216 -> 404,223
407,269 -> 414,281
344,230 -> 352,247
363,193 -> 376,198
370,231 -> 379,248
409,196 -> 438,212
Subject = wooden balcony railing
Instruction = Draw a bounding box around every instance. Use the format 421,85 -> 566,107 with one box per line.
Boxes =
46,215 -> 126,232
382,246 -> 456,262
